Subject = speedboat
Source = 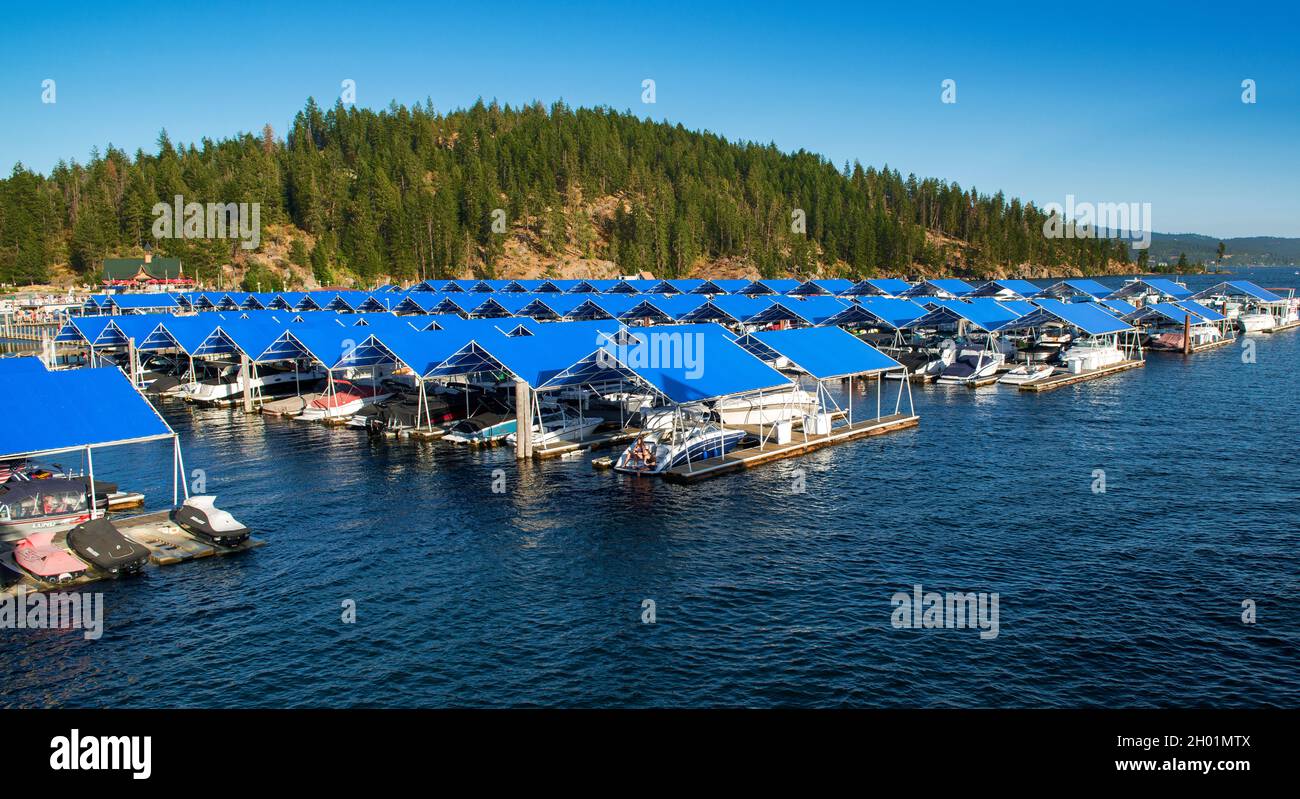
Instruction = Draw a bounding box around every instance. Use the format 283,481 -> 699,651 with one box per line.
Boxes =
66,518 -> 149,575
998,363 -> 1055,385
0,481 -> 97,542
171,496 -> 250,547
505,409 -> 603,447
349,392 -> 453,434
886,347 -> 955,381
12,530 -> 88,583
1237,312 -> 1275,333
1061,338 -> 1126,372
714,387 -> 818,425
296,379 -> 393,422
937,350 -> 1003,385
613,424 -> 748,474
443,414 -> 518,444
181,363 -> 325,404
1147,325 -> 1223,351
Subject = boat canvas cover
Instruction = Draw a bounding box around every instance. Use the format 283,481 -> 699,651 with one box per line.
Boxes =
743,327 -> 901,379
0,365 -> 173,459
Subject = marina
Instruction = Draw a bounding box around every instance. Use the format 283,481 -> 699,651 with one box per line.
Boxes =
3,266 -> 1300,710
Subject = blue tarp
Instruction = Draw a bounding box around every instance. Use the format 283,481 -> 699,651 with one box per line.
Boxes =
740,327 -> 901,378
0,366 -> 173,458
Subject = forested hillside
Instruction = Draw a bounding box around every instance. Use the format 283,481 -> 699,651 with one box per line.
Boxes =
0,99 -> 1139,287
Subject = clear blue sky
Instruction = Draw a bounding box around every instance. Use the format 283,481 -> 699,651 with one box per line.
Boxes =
2,1 -> 1297,237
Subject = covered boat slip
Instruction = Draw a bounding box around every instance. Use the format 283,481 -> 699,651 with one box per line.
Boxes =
545,325 -> 917,481
995,299 -> 1145,391
1191,280 -> 1300,332
0,360 -> 260,595
1123,301 -> 1235,353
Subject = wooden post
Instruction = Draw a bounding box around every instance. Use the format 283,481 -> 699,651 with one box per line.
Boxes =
127,336 -> 138,386
240,353 -> 253,413
1183,314 -> 1191,355
514,379 -> 532,459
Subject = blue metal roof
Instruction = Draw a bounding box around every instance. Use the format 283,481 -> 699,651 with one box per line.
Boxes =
740,327 -> 901,379
541,323 -> 789,403
0,365 -> 174,458
999,298 -> 1132,335
1191,280 -> 1285,303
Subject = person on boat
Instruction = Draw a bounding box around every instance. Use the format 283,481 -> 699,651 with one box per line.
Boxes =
630,436 -> 656,469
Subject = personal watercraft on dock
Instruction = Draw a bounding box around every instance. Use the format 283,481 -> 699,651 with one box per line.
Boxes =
171,496 -> 251,547
66,518 -> 149,575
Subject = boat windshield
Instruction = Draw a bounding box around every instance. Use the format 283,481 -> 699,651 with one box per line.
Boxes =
0,485 -> 87,520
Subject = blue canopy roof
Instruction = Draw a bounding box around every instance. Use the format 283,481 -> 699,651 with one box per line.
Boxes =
902,298 -> 1022,331
1042,279 -> 1113,299
971,279 -> 1043,298
1175,300 -> 1227,323
541,324 -> 790,403
110,293 -> 181,311
998,298 -> 1132,335
739,327 -> 901,379
0,364 -> 174,458
1124,302 -> 1211,326
1191,280 -> 1285,303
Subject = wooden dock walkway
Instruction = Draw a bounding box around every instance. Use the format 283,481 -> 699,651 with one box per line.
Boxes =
1,510 -> 264,596
534,427 -> 642,459
660,413 -> 919,484
1019,359 -> 1144,392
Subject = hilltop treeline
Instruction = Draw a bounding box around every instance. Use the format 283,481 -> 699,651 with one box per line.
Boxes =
0,99 -> 1133,285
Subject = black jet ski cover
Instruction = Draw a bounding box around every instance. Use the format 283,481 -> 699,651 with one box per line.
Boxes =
66,518 -> 149,574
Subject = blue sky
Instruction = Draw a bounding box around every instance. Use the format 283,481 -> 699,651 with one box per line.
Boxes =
2,1 -> 1297,237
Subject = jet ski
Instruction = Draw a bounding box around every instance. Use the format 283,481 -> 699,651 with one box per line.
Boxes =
66,518 -> 149,575
170,496 -> 251,546
12,530 -> 88,583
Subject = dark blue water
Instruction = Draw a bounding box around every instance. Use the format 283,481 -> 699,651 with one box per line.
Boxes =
3,267 -> 1298,708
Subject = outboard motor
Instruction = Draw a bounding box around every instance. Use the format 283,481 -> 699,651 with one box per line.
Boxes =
171,496 -> 251,547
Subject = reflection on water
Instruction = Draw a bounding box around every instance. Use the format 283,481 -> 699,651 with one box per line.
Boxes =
1,268 -> 1298,708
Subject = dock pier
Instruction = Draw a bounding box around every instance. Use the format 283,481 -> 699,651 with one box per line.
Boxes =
1019,360 -> 1144,392
661,413 -> 919,484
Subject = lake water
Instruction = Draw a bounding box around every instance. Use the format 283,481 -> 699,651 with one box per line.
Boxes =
2,267 -> 1298,708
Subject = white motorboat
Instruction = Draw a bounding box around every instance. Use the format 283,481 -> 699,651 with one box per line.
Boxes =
936,349 -> 1004,385
1061,338 -> 1126,372
505,409 -> 603,447
296,379 -> 393,421
998,363 -> 1055,385
714,386 -> 818,425
180,364 -> 325,403
1237,312 -> 1275,333
613,424 -> 748,475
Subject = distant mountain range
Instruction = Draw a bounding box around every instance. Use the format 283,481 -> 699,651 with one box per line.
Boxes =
1147,233 -> 1300,266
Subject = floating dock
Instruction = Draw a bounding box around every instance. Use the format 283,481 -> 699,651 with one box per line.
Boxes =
1147,336 -> 1236,355
1018,359 -> 1144,392
533,427 -> 642,460
0,510 -> 264,596
660,413 -> 919,484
